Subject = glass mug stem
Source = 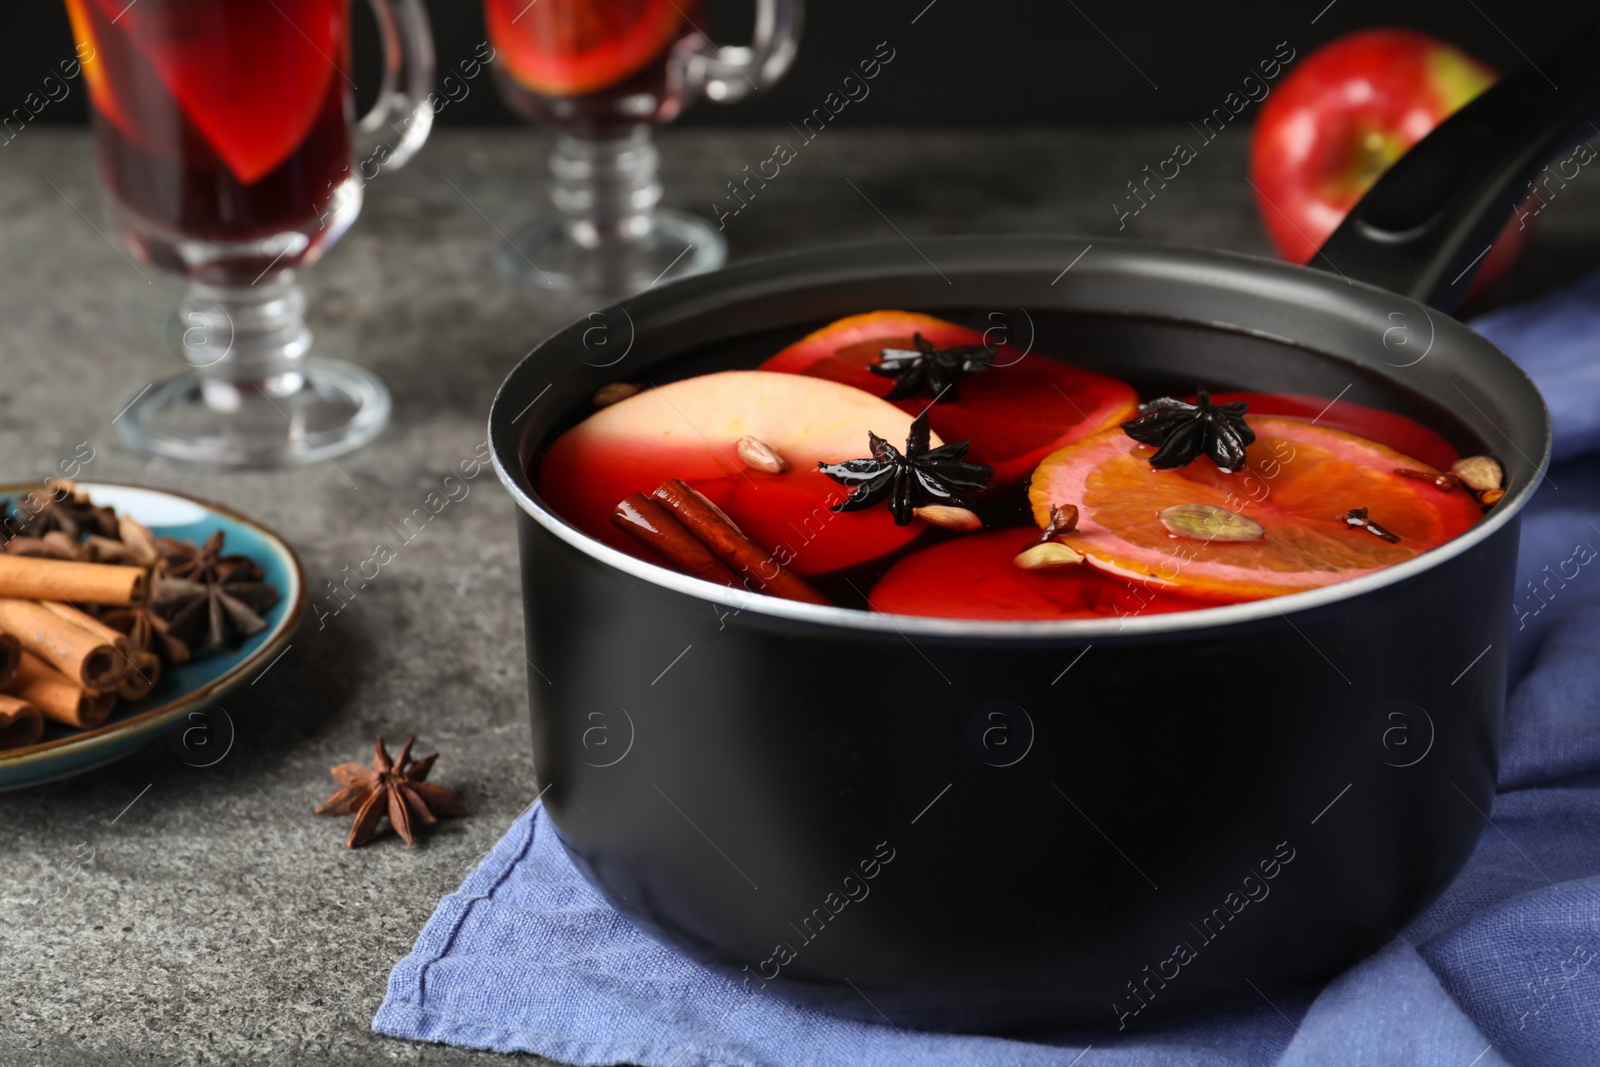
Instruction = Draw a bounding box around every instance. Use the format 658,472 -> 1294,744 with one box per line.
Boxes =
183,280 -> 310,406
119,276 -> 388,467
551,129 -> 663,249
498,127 -> 724,296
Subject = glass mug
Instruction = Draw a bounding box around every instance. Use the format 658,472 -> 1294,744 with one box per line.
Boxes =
484,0 -> 803,297
65,0 -> 434,466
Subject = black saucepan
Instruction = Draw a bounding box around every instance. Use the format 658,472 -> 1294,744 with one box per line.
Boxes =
487,31 -> 1596,1032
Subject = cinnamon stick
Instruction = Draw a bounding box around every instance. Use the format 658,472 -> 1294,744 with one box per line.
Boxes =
0,598 -> 123,690
0,693 -> 43,751
650,480 -> 830,606
39,600 -> 141,683
613,495 -> 743,587
6,651 -> 114,729
0,555 -> 146,605
0,632 -> 18,690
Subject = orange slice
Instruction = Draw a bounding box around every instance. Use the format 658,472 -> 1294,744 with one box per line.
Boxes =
1028,416 -> 1483,602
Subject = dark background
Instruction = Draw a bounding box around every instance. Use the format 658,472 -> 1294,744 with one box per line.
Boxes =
6,0 -> 1593,127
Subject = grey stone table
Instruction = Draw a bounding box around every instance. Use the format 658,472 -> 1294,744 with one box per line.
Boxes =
2,126 -> 1596,1067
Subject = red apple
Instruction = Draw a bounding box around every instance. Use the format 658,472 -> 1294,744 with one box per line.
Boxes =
1250,28 -> 1525,296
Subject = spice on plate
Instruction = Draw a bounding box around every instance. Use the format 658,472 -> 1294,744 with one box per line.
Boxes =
0,693 -> 43,751
5,651 -> 115,729
1121,390 -> 1256,472
0,555 -> 147,606
819,410 -> 994,526
152,531 -> 280,651
0,598 -> 123,690
0,480 -> 118,544
0,487 -> 284,741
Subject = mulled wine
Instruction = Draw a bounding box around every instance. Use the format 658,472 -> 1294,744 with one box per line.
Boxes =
66,0 -> 354,283
536,311 -> 1501,622
485,0 -> 704,132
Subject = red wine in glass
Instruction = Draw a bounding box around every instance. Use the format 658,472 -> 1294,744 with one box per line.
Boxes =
485,0 -> 704,132
483,0 -> 802,296
67,0 -> 356,283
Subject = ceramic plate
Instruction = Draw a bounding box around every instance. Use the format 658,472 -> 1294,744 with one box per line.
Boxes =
0,483 -> 303,790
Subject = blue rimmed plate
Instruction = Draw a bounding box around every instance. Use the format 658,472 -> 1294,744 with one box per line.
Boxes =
0,483 -> 304,790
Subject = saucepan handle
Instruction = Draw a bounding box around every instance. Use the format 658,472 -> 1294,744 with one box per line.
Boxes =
1316,19 -> 1600,312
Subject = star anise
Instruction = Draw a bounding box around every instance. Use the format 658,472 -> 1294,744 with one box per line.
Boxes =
97,601 -> 191,665
0,480 -> 118,543
819,409 -> 994,525
3,530 -> 92,560
1122,390 -> 1257,472
314,736 -> 469,848
153,576 -> 277,651
100,515 -> 163,568
869,333 -> 995,402
158,529 -> 265,585
150,530 -> 279,651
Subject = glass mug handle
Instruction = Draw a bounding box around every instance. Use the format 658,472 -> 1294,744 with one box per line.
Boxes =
353,0 -> 437,169
679,0 -> 804,103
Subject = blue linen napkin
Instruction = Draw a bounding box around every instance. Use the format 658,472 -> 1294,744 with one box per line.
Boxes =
376,270 -> 1600,1066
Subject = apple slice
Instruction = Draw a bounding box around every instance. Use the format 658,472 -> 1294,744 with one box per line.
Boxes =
760,311 -> 1140,487
539,370 -> 939,577
869,528 -> 1208,621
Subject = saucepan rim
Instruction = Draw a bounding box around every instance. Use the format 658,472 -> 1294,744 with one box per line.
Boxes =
489,235 -> 1552,641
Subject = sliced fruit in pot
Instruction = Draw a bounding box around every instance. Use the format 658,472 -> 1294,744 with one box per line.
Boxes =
1206,391 -> 1459,472
1028,416 -> 1483,602
760,311 -> 1139,487
539,370 -> 938,577
868,528 -> 1208,621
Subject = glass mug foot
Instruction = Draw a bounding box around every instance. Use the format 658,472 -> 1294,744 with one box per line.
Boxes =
117,360 -> 391,468
496,128 -> 727,299
496,207 -> 727,296
117,279 -> 389,468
